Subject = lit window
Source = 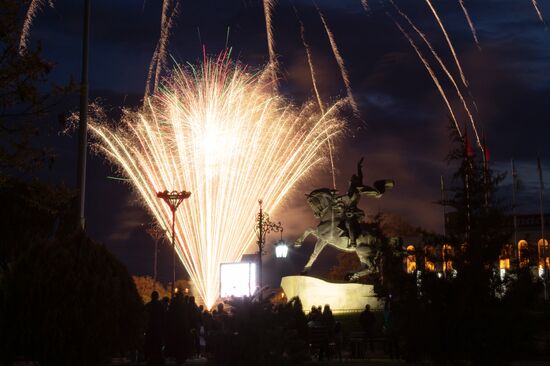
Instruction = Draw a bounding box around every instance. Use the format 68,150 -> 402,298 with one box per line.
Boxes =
406,245 -> 416,273
518,240 -> 529,269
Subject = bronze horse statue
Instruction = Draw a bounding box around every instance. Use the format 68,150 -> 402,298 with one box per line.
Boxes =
295,159 -> 394,281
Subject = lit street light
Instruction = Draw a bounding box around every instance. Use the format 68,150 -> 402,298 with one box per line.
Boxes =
275,240 -> 289,259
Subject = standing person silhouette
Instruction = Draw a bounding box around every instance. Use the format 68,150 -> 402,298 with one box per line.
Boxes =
144,291 -> 165,366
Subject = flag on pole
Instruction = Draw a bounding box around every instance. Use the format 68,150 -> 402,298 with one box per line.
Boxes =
464,128 -> 474,158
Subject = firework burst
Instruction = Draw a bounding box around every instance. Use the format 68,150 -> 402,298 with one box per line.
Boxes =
88,53 -> 345,307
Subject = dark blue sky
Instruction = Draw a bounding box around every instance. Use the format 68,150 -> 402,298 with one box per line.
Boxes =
27,0 -> 550,284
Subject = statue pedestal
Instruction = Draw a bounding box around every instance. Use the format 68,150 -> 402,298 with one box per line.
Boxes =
280,275 -> 382,313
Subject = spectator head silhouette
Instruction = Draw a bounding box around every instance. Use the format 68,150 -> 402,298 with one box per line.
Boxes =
151,291 -> 159,301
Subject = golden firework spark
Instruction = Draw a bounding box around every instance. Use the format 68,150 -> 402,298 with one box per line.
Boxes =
316,5 -> 359,115
89,53 -> 345,308
19,0 -> 54,55
263,0 -> 278,86
531,0 -> 545,23
392,19 -> 462,139
458,0 -> 481,50
424,0 -> 469,87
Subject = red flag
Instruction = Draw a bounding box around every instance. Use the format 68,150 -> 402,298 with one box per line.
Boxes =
464,129 -> 474,157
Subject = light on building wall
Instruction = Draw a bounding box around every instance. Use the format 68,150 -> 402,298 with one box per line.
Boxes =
275,241 -> 289,258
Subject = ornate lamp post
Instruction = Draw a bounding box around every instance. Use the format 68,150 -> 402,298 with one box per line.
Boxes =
146,225 -> 166,289
157,190 -> 191,297
255,199 -> 283,288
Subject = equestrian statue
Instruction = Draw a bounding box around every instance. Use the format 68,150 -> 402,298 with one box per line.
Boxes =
294,158 -> 394,281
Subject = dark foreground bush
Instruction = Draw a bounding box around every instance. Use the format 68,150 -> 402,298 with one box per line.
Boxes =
0,231 -> 143,366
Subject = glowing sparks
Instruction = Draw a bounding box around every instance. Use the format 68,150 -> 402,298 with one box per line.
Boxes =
424,0 -> 469,87
293,5 -> 336,189
316,6 -> 359,115
146,0 -> 180,97
89,55 -> 344,308
393,19 -> 462,139
263,0 -> 278,85
361,0 -> 369,12
19,0 -> 54,55
531,0 -> 546,24
390,2 -> 479,146
458,0 -> 481,50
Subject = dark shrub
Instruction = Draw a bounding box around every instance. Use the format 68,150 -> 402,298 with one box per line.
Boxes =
0,231 -> 143,366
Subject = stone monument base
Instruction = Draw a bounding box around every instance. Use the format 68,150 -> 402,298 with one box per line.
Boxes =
280,275 -> 382,313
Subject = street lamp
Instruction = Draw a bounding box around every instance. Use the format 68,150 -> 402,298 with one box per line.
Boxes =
275,240 -> 289,258
146,225 -> 166,289
157,190 -> 191,297
255,199 -> 283,288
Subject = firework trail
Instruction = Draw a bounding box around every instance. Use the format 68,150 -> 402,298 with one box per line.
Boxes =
316,5 -> 359,114
292,5 -> 336,190
458,0 -> 481,50
145,43 -> 160,97
89,55 -> 344,308
392,18 -> 462,139
424,0 -> 469,87
531,0 -> 546,24
361,0 -> 369,12
19,0 -> 54,55
263,0 -> 278,86
145,0 -> 180,97
390,1 -> 481,147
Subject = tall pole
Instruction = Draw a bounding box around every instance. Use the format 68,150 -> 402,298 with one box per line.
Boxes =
537,156 -> 547,301
258,200 -> 264,289
157,190 -> 191,298
440,175 -> 447,237
146,225 -> 164,290
255,199 -> 283,294
171,208 -> 176,296
511,158 -> 519,265
76,0 -> 91,229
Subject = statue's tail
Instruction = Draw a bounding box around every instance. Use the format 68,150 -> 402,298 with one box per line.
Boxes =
374,179 -> 395,194
360,179 -> 395,198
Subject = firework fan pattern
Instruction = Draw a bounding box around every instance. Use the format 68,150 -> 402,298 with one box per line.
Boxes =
89,52 -> 345,307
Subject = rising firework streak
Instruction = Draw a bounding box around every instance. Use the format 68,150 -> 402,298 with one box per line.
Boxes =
531,0 -> 546,24
392,18 -> 462,139
316,5 -> 359,115
292,5 -> 336,189
390,1 -> 480,147
458,0 -> 481,50
263,0 -> 278,86
19,0 -> 54,55
424,0 -> 469,87
89,54 -> 345,308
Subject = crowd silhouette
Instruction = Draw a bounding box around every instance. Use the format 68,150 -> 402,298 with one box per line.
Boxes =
144,292 -> 345,364
144,291 -> 211,365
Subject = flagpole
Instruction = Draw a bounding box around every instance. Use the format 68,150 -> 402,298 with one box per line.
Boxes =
441,175 -> 447,238
482,131 -> 489,211
511,158 -> 519,265
441,175 -> 448,279
76,0 -> 91,229
537,156 -> 547,301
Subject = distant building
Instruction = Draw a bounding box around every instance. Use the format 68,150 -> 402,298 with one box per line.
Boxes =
402,213 -> 550,278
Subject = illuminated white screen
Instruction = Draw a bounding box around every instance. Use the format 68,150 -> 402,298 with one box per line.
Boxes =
220,262 -> 257,298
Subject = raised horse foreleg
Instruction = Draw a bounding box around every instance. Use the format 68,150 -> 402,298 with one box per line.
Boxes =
302,239 -> 328,275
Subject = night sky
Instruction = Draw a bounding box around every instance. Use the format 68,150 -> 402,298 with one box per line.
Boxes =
27,0 -> 550,286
